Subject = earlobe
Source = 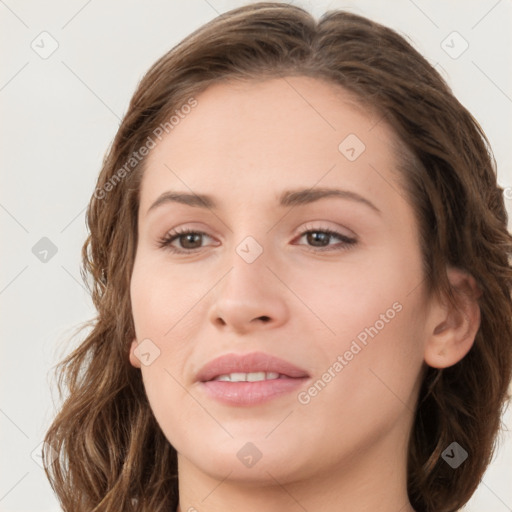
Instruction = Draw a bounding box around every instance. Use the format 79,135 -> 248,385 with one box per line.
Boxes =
424,267 -> 481,369
129,339 -> 142,368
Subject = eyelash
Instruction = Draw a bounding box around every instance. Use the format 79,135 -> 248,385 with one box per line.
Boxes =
157,225 -> 357,254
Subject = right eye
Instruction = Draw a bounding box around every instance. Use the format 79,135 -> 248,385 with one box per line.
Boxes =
158,228 -> 216,253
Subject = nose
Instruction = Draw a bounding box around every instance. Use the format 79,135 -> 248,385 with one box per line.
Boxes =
208,247 -> 289,335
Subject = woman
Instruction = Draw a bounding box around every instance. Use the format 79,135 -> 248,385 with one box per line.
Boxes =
43,3 -> 512,511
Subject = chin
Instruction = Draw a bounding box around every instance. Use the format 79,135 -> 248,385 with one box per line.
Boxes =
177,436 -> 311,484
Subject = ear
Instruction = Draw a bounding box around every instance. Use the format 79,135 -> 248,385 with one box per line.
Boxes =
129,339 -> 142,368
424,267 -> 481,369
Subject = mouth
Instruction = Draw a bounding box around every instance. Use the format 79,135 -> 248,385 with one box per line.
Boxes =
196,352 -> 309,406
211,371 -> 284,382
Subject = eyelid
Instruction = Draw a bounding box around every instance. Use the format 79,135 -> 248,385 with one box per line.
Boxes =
293,221 -> 357,241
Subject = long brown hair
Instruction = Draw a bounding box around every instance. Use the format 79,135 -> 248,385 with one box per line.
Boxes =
43,3 -> 512,511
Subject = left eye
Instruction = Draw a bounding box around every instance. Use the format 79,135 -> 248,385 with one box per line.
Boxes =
157,227 -> 357,253
296,229 -> 357,251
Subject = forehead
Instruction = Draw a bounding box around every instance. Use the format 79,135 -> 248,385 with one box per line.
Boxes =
139,76 -> 403,211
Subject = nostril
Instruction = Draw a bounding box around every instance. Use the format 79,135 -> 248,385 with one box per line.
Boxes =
258,316 -> 271,322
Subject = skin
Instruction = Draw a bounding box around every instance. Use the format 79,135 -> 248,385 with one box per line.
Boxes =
129,76 -> 480,512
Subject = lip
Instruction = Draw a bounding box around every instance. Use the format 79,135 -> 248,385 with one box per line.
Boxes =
196,351 -> 310,406
196,351 -> 309,382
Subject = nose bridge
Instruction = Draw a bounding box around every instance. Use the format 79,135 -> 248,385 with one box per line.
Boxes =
224,204 -> 273,284
224,233 -> 272,301
234,233 -> 266,268
208,231 -> 289,332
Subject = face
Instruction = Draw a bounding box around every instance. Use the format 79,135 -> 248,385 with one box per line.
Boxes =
129,76 -> 432,485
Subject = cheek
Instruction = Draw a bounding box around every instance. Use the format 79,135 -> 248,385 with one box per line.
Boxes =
295,298 -> 425,464
286,245 -> 422,341
130,256 -> 211,415
302,284 -> 426,425
291,245 -> 426,400
130,254 -> 206,339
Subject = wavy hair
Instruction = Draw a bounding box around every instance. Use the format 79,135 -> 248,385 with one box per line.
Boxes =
43,3 -> 512,511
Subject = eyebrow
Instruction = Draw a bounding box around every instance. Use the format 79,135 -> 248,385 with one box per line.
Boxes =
146,187 -> 381,215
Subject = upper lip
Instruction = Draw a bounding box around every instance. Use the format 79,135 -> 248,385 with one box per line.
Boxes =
196,352 -> 310,382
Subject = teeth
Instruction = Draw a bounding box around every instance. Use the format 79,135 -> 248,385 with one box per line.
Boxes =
230,372 -> 247,382
246,372 -> 266,382
213,371 -> 281,382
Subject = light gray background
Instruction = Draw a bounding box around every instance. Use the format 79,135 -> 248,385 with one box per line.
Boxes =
1,1 -> 511,511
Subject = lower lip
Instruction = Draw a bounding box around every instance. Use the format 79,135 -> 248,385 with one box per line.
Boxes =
200,377 -> 308,406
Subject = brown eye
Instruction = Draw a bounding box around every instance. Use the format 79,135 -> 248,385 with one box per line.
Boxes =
296,227 -> 357,252
306,231 -> 332,247
158,229 -> 214,253
178,232 -> 203,249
